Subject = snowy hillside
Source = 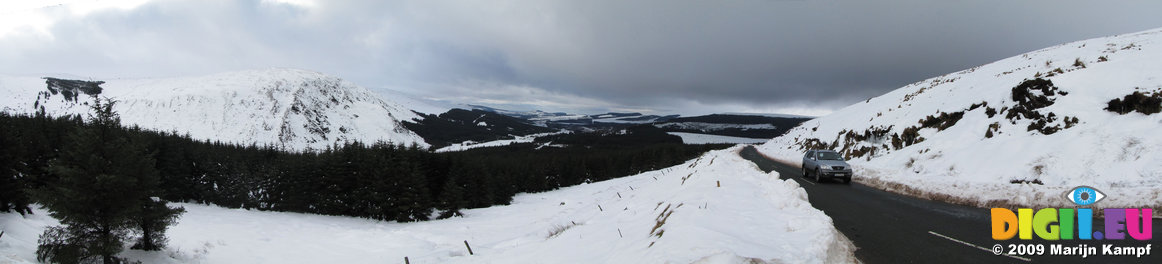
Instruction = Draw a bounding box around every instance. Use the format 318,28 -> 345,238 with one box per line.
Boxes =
0,147 -> 856,263
0,68 -> 427,151
758,28 -> 1162,209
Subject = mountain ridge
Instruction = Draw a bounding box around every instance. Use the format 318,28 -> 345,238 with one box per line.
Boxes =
1,68 -> 428,151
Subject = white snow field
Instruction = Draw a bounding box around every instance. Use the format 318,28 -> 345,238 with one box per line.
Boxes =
668,132 -> 769,145
0,147 -> 857,264
434,131 -> 568,152
758,28 -> 1162,209
0,68 -> 428,151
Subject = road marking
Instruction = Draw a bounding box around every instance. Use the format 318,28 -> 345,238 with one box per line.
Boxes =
796,178 -> 816,185
928,231 -> 1031,262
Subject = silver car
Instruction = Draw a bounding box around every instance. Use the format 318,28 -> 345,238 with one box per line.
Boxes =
801,150 -> 853,184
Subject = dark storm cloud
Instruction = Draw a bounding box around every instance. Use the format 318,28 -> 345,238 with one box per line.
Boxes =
3,0 -> 1162,115
426,0 -> 1162,111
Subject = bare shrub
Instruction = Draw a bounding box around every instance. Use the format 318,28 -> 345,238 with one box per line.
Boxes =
546,222 -> 579,239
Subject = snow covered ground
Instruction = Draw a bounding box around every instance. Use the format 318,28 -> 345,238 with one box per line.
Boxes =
0,147 -> 857,264
758,28 -> 1162,210
668,132 -> 769,145
590,116 -> 655,124
528,114 -> 589,122
656,122 -> 778,132
434,131 -> 567,152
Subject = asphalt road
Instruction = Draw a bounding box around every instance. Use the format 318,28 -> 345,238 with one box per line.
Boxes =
738,146 -> 1159,264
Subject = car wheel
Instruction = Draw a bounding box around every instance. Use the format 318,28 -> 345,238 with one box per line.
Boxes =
843,177 -> 851,184
814,168 -> 823,183
802,165 -> 808,177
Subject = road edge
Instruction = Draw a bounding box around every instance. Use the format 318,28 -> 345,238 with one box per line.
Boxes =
741,146 -> 1039,213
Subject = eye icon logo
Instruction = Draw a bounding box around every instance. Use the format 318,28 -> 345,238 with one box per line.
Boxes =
1066,186 -> 1105,206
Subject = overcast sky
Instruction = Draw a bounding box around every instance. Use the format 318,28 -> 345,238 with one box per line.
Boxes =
3,0 -> 1162,116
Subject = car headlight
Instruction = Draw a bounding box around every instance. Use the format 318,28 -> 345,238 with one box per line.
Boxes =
820,166 -> 832,170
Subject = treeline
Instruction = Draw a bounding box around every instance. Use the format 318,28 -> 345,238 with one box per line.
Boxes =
1,109 -> 726,223
402,108 -> 555,148
3,100 -> 183,263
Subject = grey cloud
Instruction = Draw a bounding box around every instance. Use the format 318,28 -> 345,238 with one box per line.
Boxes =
2,0 -> 1162,115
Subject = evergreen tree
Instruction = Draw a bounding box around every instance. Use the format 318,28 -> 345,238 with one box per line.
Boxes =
436,168 -> 466,219
19,113 -> 71,192
154,135 -> 194,201
130,198 -> 185,251
390,157 -> 431,222
4,106 -> 722,226
34,98 -> 182,263
0,112 -> 32,214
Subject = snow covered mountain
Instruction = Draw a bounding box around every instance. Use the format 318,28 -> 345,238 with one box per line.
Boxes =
0,68 -> 428,151
758,28 -> 1162,209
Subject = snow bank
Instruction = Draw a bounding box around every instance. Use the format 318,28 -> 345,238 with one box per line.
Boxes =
759,28 -> 1162,210
0,147 -> 856,263
0,207 -> 60,263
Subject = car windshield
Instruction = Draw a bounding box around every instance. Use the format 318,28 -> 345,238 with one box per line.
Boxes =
817,152 -> 842,161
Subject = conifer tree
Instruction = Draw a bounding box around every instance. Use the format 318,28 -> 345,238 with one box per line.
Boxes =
34,98 -> 182,263
436,170 -> 466,219
154,136 -> 194,201
391,157 -> 431,221
131,198 -> 184,251
0,112 -> 32,214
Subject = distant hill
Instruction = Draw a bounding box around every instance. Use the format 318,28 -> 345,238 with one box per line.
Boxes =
655,114 -> 811,139
1,68 -> 428,151
402,108 -> 556,149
